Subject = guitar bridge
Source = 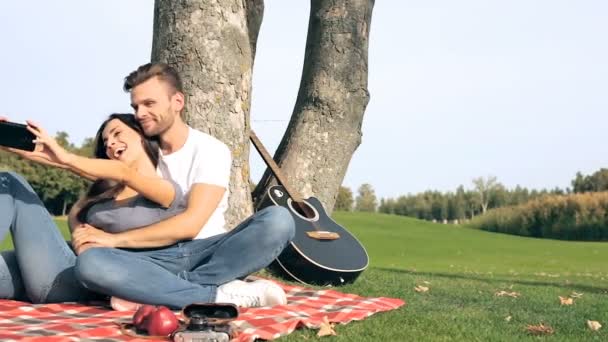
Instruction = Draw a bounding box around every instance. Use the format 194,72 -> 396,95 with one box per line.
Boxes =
306,231 -> 340,240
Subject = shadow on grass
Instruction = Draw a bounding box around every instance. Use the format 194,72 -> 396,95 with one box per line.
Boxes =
375,267 -> 608,294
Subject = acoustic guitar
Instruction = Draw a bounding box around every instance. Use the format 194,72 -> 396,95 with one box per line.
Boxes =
250,131 -> 369,286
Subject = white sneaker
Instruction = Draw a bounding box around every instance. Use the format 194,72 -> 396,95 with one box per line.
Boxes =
110,296 -> 143,311
215,279 -> 287,308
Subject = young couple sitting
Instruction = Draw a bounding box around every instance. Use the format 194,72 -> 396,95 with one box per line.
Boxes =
0,63 -> 295,311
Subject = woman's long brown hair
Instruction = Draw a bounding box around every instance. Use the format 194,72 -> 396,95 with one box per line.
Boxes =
76,114 -> 160,222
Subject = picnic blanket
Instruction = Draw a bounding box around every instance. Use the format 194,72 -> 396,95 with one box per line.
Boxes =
0,281 -> 404,341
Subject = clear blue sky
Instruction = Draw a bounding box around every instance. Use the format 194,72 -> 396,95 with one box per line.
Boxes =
1,1 -> 607,199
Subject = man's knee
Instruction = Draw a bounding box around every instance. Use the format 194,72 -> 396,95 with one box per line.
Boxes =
260,206 -> 295,242
75,248 -> 126,290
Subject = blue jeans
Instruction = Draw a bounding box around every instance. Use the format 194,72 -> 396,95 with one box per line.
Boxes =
0,171 -> 295,308
76,205 -> 294,308
0,171 -> 95,303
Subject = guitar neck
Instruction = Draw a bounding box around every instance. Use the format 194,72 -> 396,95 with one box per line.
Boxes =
249,130 -> 304,203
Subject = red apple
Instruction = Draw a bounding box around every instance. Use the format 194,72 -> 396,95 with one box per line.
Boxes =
144,306 -> 179,336
132,305 -> 156,330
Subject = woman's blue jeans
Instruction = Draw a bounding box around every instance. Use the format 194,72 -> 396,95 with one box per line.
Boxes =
0,171 -> 295,308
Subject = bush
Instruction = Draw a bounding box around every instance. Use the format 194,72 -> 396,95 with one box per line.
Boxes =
469,192 -> 608,241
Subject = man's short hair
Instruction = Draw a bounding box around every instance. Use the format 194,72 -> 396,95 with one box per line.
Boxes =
123,63 -> 183,94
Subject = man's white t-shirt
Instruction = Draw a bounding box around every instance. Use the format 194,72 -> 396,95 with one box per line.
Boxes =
157,127 -> 232,239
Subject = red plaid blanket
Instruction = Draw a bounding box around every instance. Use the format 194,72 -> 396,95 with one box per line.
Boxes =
0,281 -> 404,341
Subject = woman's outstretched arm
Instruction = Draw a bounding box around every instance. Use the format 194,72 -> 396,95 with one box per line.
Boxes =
0,116 -> 98,181
27,121 -> 176,208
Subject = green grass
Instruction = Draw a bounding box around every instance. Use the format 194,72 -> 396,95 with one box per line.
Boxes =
2,213 -> 607,340
278,212 -> 608,341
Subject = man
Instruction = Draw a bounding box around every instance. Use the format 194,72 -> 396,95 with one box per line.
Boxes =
69,63 -> 295,309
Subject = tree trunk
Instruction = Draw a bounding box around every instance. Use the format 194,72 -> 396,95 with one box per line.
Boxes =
253,0 -> 374,213
243,0 -> 264,58
152,0 -> 263,228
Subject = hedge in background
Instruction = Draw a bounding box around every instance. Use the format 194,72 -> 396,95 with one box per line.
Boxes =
469,192 -> 608,241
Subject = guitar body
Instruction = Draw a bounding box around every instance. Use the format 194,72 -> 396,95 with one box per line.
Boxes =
262,185 -> 369,286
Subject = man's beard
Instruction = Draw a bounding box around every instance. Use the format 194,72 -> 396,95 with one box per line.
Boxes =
144,124 -> 164,137
144,115 -> 172,137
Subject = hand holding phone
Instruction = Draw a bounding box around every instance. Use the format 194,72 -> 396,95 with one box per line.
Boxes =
0,121 -> 36,151
25,121 -> 73,165
0,119 -> 72,170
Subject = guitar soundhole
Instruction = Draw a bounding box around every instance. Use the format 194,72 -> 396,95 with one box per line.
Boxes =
293,203 -> 312,218
287,198 -> 319,222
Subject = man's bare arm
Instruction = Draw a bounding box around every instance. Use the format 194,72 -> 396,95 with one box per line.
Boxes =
72,183 -> 226,249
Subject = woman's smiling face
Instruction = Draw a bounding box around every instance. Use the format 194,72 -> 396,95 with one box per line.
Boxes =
101,118 -> 145,165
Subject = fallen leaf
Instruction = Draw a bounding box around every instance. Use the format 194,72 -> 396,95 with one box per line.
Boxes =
414,285 -> 429,293
587,320 -> 602,331
526,323 -> 554,335
317,316 -> 336,337
559,296 -> 574,305
505,316 -> 512,322
494,291 -> 520,298
570,291 -> 583,299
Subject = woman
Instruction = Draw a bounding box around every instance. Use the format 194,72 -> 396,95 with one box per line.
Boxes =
0,114 -> 183,305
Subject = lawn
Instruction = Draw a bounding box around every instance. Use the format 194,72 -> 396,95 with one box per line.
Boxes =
1,213 -> 607,340
279,212 -> 608,341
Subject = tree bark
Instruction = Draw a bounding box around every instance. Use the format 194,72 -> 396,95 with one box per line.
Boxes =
253,0 -> 374,214
152,0 -> 263,228
243,0 -> 264,58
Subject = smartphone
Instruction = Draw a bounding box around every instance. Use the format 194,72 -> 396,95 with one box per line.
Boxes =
0,121 -> 36,151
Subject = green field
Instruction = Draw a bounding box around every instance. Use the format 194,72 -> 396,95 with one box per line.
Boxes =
2,213 -> 607,340
282,212 -> 608,341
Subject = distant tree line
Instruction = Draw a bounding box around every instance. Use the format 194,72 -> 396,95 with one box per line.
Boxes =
334,169 -> 608,222
377,183 -> 566,222
469,191 -> 608,241
0,133 -> 94,216
334,183 -> 378,213
571,169 -> 608,193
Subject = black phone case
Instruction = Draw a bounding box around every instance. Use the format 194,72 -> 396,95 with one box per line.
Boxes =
0,122 -> 36,151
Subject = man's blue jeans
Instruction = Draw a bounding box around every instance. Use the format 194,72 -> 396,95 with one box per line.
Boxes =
0,171 -> 295,308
